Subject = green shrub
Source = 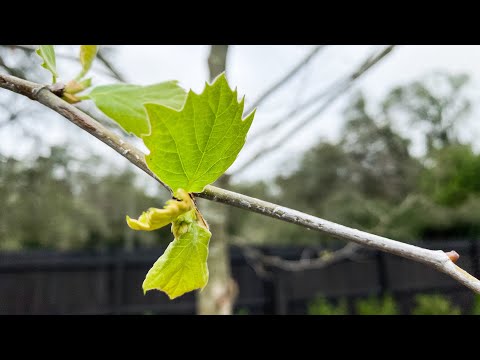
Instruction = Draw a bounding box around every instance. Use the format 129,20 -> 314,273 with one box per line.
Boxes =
235,307 -> 250,315
470,294 -> 480,315
308,296 -> 349,315
412,294 -> 461,315
355,294 -> 399,315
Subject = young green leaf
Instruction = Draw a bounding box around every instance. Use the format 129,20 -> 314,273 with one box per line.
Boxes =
35,45 -> 58,83
87,82 -> 186,137
77,45 -> 98,80
142,210 -> 211,299
143,73 -> 255,193
126,189 -> 193,231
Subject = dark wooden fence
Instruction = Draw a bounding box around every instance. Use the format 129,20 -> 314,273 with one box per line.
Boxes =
0,240 -> 478,314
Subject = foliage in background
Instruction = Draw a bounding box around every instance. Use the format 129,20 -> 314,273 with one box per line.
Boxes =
308,293 -> 468,315
307,296 -> 349,315
230,72 -> 480,245
412,294 -> 462,315
0,147 -> 170,250
355,294 -> 399,315
471,294 -> 480,315
421,145 -> 480,206
235,307 -> 250,315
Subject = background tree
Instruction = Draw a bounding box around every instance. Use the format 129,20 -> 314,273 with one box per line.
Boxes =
229,71 -> 480,247
382,72 -> 471,153
0,146 -> 169,250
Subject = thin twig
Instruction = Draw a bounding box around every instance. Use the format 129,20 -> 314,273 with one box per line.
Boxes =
0,71 -> 479,294
242,241 -> 361,273
96,49 -> 126,82
234,45 -> 396,175
244,45 -> 326,114
248,46 -> 396,145
240,193 -> 419,274
0,54 -> 25,78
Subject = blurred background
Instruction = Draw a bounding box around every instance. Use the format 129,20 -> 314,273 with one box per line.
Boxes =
1,45 -> 480,315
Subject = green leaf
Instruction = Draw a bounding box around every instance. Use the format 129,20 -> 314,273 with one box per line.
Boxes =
126,189 -> 193,231
87,82 -> 186,137
144,73 -> 255,193
142,210 -> 211,299
77,45 -> 98,80
35,45 -> 58,83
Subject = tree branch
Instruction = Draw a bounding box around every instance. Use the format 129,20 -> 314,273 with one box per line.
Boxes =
238,194 -> 421,275
0,54 -> 26,78
239,240 -> 362,275
0,71 -> 479,294
234,45 -> 396,175
244,45 -> 326,114
96,49 -> 126,82
247,46 -> 396,145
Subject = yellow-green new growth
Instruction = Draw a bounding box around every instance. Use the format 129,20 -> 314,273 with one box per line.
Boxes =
124,74 -> 254,299
76,45 -> 98,80
36,45 -> 58,84
126,189 -> 193,231
126,189 -> 211,299
142,209 -> 211,299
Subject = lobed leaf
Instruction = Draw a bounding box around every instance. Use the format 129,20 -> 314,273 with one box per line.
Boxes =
143,73 -> 255,193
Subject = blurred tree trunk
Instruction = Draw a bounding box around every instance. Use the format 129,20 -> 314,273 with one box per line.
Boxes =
196,45 -> 238,315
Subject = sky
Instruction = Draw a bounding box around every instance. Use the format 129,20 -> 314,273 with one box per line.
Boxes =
2,45 -> 480,185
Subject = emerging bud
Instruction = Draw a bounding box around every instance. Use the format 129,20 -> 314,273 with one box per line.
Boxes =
126,189 -> 193,231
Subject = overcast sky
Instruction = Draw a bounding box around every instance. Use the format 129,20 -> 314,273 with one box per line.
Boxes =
2,45 -> 480,185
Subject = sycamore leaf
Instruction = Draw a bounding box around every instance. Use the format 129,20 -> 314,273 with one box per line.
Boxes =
87,82 -> 186,137
126,189 -> 193,231
36,45 -> 58,83
142,210 -> 211,299
77,45 -> 98,80
144,73 -> 255,193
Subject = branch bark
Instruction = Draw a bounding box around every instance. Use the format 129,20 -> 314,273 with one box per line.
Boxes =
240,241 -> 362,274
1,71 -> 479,294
